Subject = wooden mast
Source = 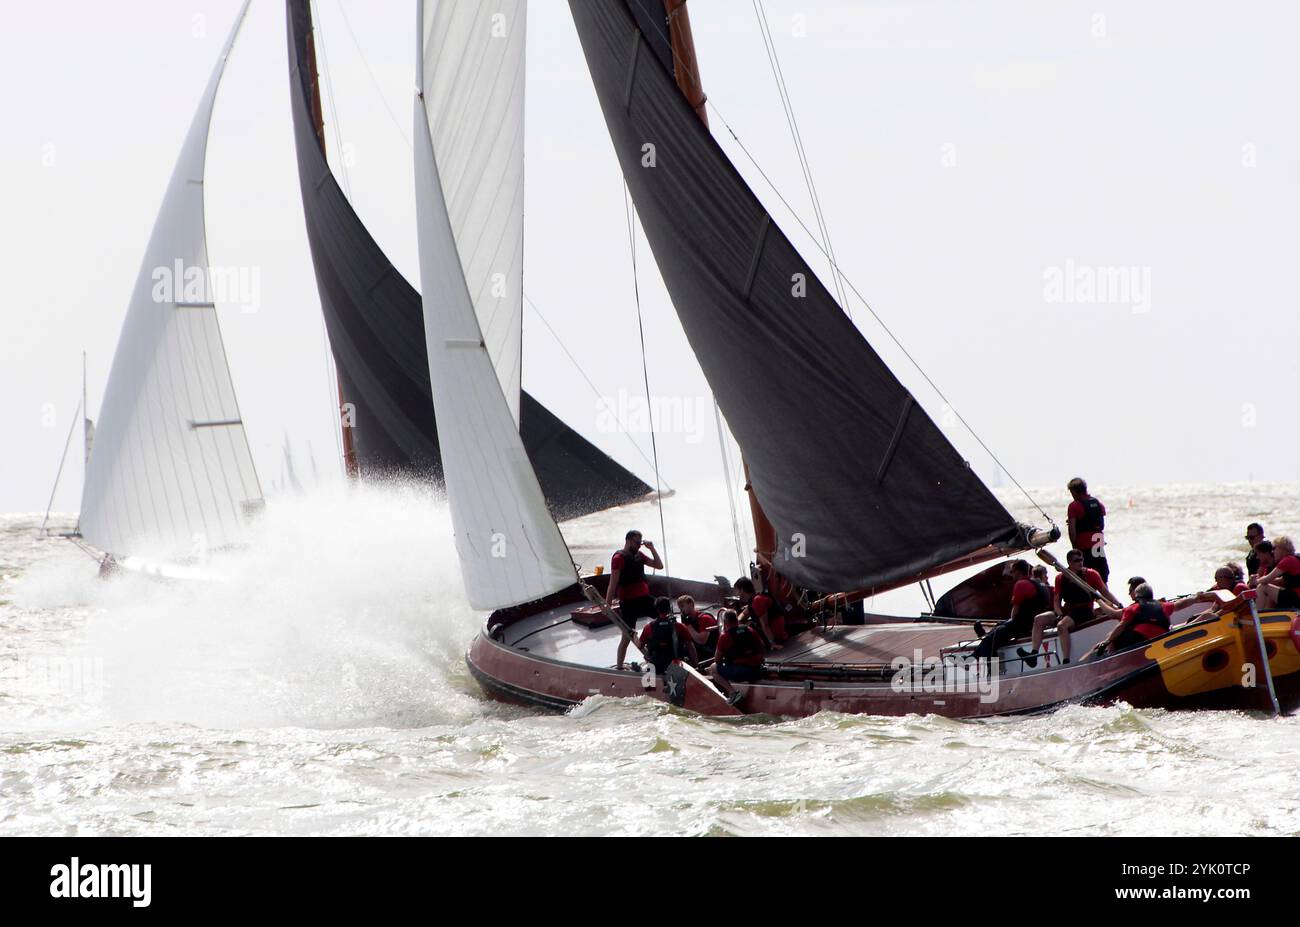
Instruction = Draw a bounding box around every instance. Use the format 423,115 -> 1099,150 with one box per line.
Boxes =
663,0 -> 780,575
303,2 -> 358,479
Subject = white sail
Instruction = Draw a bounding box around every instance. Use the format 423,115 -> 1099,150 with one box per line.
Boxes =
79,1 -> 260,559
420,0 -> 526,423
415,4 -> 575,611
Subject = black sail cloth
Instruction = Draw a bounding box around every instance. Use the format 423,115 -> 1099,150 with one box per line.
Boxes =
285,0 -> 650,518
569,0 -> 1028,591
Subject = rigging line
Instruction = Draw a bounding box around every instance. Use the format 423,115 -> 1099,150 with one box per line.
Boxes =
312,0 -> 351,200
319,320 -> 344,473
751,0 -> 849,317
713,401 -> 746,575
333,0 -> 413,149
40,395 -> 83,537
704,97 -> 1052,526
622,184 -> 672,592
522,292 -> 671,490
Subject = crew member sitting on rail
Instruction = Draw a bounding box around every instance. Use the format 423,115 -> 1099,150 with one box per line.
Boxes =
638,596 -> 699,675
1245,523 -> 1268,578
1215,563 -> 1247,595
1250,535 -> 1300,610
1089,583 -> 1205,657
1067,477 -> 1111,582
734,577 -> 786,650
1252,540 -> 1276,579
676,595 -> 719,659
1024,549 -> 1123,665
714,609 -> 766,683
607,529 -> 664,671
1195,563 -> 1249,618
971,560 -> 1051,662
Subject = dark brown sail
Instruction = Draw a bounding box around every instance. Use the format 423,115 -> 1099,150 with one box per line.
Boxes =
286,0 -> 651,516
569,0 -> 1032,590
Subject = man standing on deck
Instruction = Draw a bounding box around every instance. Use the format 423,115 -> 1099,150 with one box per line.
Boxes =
1067,477 -> 1110,582
607,529 -> 663,670
1245,523 -> 1268,578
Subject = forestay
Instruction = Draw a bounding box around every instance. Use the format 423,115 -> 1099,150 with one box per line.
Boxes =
80,1 -> 261,559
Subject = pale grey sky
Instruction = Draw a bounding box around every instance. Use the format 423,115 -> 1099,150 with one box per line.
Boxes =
4,0 -> 1298,515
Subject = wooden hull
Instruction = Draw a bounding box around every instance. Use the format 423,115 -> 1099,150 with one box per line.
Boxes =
466,575 -> 1300,719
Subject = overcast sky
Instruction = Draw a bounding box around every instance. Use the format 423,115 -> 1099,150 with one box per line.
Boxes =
4,0 -> 1299,516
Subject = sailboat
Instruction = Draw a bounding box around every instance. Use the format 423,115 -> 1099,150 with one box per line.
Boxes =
285,0 -> 656,520
65,2 -> 263,578
418,1 -> 1300,718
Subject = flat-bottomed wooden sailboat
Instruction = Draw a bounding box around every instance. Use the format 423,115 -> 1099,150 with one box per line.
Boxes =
421,0 -> 1300,718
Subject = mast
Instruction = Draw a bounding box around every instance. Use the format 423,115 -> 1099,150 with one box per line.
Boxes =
302,1 -> 358,479
81,352 -> 87,463
662,0 -> 779,573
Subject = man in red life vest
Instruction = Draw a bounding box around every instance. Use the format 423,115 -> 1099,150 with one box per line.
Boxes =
1091,582 -> 1204,657
637,596 -> 699,675
676,594 -> 718,659
1025,548 -> 1122,664
1250,535 -> 1300,610
1067,477 -> 1110,582
714,609 -> 766,683
733,577 -> 786,649
606,529 -> 664,670
972,559 -> 1051,662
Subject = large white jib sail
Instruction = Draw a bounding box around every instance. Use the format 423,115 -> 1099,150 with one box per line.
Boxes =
420,0 -> 526,424
79,1 -> 262,559
415,0 -> 576,609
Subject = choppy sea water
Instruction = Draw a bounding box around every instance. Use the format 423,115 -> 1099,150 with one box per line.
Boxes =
2,482 -> 1298,836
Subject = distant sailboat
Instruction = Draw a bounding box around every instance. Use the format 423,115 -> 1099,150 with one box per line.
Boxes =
285,0 -> 655,520
69,2 -> 263,572
446,0 -> 1299,717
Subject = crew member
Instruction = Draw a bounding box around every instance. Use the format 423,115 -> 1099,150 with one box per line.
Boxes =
1197,564 -> 1248,618
734,577 -> 786,649
972,560 -> 1051,662
607,529 -> 664,670
1090,583 -> 1205,657
1250,535 -> 1300,610
1253,540 -> 1277,579
638,596 -> 698,675
1245,523 -> 1267,578
714,610 -> 766,683
1026,549 -> 1122,665
676,595 -> 719,659
1067,477 -> 1110,581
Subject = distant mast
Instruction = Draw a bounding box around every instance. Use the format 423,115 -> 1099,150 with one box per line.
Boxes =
662,0 -> 779,571
302,2 -> 358,479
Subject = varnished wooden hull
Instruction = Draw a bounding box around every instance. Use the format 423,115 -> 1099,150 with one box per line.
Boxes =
466,575 -> 1300,719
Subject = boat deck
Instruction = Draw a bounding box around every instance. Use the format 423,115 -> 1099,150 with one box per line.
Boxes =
502,597 -> 978,670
